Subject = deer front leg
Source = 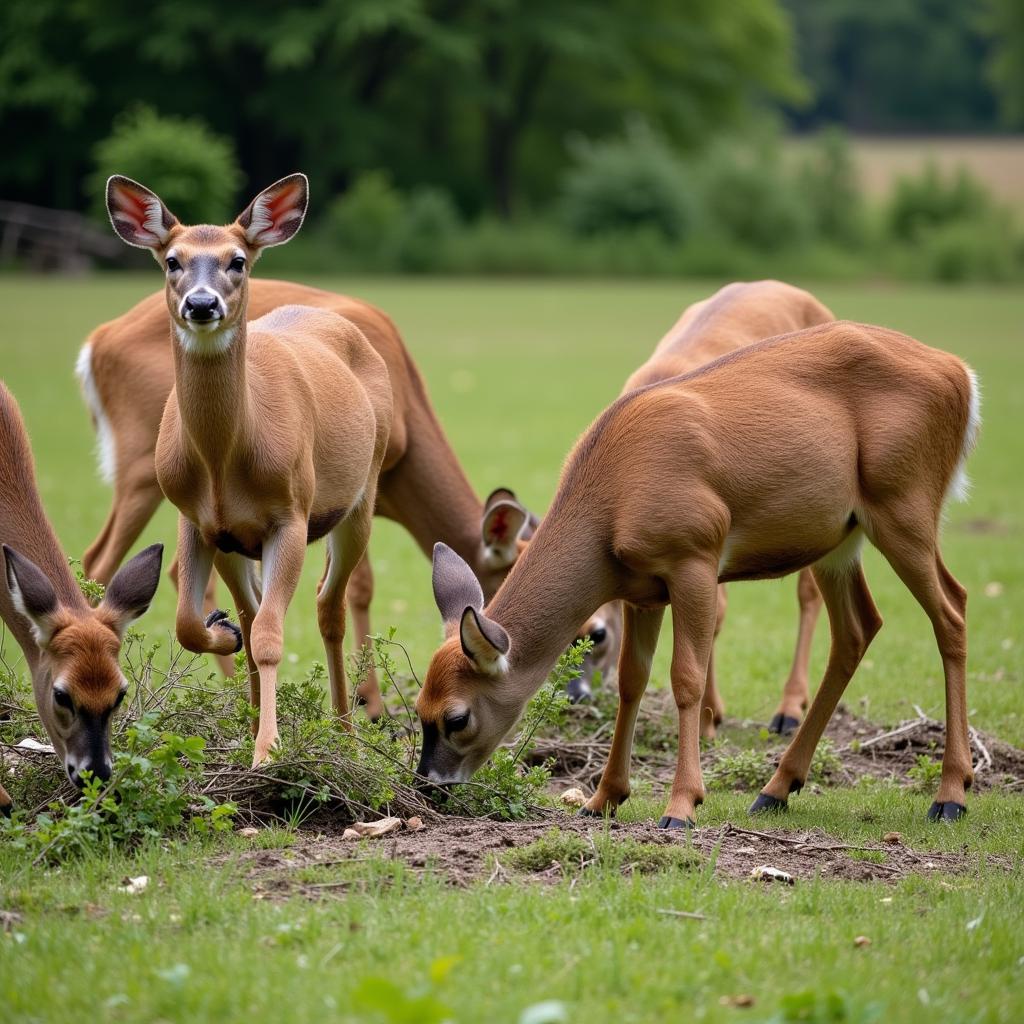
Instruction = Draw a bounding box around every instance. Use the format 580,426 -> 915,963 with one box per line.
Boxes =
582,604 -> 665,816
169,556 -> 238,678
174,517 -> 243,660
699,584 -> 728,739
661,559 -> 720,828
768,569 -> 823,735
248,518 -> 307,766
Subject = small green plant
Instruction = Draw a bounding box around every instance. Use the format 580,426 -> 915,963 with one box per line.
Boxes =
908,754 -> 943,792
68,557 -> 105,603
504,827 -> 701,876
810,739 -> 842,783
705,749 -> 773,791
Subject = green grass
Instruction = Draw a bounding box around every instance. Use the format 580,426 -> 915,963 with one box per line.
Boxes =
1,275 -> 1022,1023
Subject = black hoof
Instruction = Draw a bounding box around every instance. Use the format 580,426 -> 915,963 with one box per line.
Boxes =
927,801 -> 967,822
1,802 -> 11,819
768,714 -> 801,735
749,793 -> 788,815
577,807 -> 604,818
205,609 -> 243,653
657,815 -> 695,830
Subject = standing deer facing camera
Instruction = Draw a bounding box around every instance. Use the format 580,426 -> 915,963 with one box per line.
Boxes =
417,321 -> 979,826
0,382 -> 162,814
105,174 -> 392,766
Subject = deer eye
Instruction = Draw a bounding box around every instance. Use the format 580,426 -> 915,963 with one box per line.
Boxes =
166,255 -> 181,273
53,688 -> 74,712
445,711 -> 470,736
228,255 -> 245,272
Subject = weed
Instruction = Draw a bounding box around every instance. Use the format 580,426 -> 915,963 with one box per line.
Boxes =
908,755 -> 943,792
504,827 -> 700,876
706,749 -> 774,791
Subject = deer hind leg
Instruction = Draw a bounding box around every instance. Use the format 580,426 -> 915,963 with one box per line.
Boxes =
660,558 -> 721,828
768,569 -> 823,735
213,552 -> 262,736
318,496 -> 377,724
751,538 -> 881,814
699,584 -> 728,740
82,470 -> 164,586
581,604 -> 665,816
345,552 -> 383,718
866,507 -> 972,820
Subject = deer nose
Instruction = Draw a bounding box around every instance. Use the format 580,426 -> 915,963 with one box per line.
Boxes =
184,293 -> 220,321
68,760 -> 112,789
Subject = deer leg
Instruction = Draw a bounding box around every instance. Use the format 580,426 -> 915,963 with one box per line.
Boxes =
213,552 -> 262,735
769,569 -> 823,735
346,552 -> 383,718
82,472 -> 164,586
660,558 -> 720,828
581,604 -> 665,815
247,518 -> 307,766
751,548 -> 882,813
318,496 -> 377,724
699,584 -> 728,740
0,782 -> 11,817
868,510 -> 972,820
174,516 -> 244,661
169,556 -> 237,678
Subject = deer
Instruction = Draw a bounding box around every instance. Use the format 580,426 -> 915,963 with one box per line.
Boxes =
0,381 -> 163,815
77,277 -> 535,720
564,281 -> 833,736
416,320 -> 980,827
105,173 -> 394,766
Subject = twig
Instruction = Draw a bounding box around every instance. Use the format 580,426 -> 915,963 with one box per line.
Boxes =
656,909 -> 707,921
843,714 -> 929,753
969,727 -> 993,774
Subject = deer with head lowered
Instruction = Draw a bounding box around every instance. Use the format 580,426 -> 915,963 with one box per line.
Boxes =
0,382 -> 162,814
77,277 -> 535,720
417,321 -> 980,826
564,280 -> 832,733
105,174 -> 392,766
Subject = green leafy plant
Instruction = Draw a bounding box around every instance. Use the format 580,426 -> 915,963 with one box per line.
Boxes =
908,754 -> 943,792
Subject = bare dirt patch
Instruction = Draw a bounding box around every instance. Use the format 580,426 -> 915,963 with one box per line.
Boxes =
224,814 -> 1001,900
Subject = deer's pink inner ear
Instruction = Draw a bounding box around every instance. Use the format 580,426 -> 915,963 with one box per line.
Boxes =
243,176 -> 307,247
109,181 -> 173,248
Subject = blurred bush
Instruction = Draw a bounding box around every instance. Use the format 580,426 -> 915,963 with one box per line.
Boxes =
887,163 -> 993,242
795,129 -> 869,247
89,107 -> 242,223
560,121 -> 696,241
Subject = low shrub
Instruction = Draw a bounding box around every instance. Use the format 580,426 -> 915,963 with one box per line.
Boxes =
887,163 -> 994,243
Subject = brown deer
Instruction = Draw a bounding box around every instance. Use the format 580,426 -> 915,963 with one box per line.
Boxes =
416,321 -> 980,827
105,173 -> 393,766
0,382 -> 162,814
77,284 -> 533,718
566,281 -> 832,736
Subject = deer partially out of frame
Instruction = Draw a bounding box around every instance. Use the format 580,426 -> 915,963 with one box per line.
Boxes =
77,281 -> 533,719
566,281 -> 833,736
105,173 -> 393,766
416,322 -> 980,827
0,382 -> 162,814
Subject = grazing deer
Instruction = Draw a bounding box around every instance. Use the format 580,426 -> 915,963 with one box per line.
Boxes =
77,283 -> 533,717
0,382 -> 162,814
417,322 -> 979,826
566,281 -> 833,733
105,173 -> 393,765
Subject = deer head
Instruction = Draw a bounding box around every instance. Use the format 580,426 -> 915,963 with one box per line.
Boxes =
105,173 -> 309,356
3,544 -> 163,788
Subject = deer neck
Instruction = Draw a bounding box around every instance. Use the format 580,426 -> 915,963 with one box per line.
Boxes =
170,318 -> 251,466
487,516 -> 615,704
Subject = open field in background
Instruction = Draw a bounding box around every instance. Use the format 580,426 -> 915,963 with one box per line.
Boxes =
1,275 -> 1022,1023
785,134 -> 1024,211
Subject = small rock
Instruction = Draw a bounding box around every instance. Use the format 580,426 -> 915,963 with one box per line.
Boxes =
238,827 -> 260,838
118,876 -> 149,895
405,816 -> 426,832
854,935 -> 872,948
735,846 -> 757,855
342,828 -> 362,841
719,994 -> 756,1008
16,737 -> 55,754
750,865 -> 794,885
559,787 -> 587,808
882,831 -> 902,844
349,816 -> 402,838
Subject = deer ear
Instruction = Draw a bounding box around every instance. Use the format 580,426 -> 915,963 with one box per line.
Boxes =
236,173 -> 308,250
2,545 -> 60,647
459,607 -> 510,675
99,544 -> 163,639
481,488 -> 530,570
432,543 -> 484,634
106,176 -> 178,250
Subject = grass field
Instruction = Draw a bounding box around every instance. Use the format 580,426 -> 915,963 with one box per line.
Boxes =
1,275 -> 1022,1023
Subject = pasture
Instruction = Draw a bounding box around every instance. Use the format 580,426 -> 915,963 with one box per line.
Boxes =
1,275 -> 1022,1022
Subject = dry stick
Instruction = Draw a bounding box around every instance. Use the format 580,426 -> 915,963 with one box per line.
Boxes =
720,824 -> 888,856
840,713 -> 930,754
969,727 -> 993,774
656,909 -> 708,921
